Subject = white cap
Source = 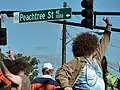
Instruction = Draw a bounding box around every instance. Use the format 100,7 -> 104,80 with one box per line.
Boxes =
42,63 -> 53,70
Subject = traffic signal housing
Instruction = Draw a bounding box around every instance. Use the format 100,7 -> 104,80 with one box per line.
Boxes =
81,0 -> 94,29
0,28 -> 7,45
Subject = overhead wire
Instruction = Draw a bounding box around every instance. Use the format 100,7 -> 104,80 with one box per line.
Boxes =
110,44 -> 120,48
108,64 -> 120,73
54,25 -> 62,68
66,30 -> 73,38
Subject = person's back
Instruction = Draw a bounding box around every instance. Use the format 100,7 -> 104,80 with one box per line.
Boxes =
20,74 -> 31,90
10,74 -> 31,90
32,77 -> 60,90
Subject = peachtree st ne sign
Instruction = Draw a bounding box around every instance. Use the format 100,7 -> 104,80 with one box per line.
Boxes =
13,8 -> 71,23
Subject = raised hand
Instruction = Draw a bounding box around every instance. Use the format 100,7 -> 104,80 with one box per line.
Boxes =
103,17 -> 112,26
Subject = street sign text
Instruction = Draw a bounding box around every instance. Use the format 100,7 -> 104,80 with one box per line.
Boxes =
13,8 -> 71,23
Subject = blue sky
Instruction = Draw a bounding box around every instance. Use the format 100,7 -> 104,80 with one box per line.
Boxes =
1,0 -> 120,77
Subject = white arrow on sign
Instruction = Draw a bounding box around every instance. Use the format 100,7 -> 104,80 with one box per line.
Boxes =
66,14 -> 71,17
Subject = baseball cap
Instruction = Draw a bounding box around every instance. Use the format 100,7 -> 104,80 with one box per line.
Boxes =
42,63 -> 53,70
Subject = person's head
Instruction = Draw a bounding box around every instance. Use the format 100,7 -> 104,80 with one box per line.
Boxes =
3,58 -> 27,75
3,59 -> 13,70
13,59 -> 27,75
72,32 -> 98,57
42,63 -> 53,76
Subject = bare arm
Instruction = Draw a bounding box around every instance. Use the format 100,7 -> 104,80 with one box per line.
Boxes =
0,61 -> 22,85
95,17 -> 112,61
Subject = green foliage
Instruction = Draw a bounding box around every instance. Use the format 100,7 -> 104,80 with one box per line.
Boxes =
14,53 -> 40,81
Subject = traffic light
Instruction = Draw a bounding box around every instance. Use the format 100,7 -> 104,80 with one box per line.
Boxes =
81,0 -> 94,29
0,28 -> 7,45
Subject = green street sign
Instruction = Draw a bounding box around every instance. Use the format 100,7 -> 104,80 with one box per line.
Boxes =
13,8 -> 72,23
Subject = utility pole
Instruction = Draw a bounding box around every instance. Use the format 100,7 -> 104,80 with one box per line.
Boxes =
62,2 -> 67,65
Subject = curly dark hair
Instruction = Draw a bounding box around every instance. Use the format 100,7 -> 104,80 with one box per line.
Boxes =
72,32 -> 98,57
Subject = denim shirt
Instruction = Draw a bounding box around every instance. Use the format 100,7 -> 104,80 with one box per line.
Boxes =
74,59 -> 105,90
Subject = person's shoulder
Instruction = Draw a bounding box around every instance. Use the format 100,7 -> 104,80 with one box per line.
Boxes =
20,75 -> 29,80
66,57 -> 78,64
20,75 -> 31,84
20,74 -> 28,78
31,77 -> 43,84
48,78 -> 60,86
68,57 -> 86,65
32,77 -> 59,86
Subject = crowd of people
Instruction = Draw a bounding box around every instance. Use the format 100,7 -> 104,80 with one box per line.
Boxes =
0,17 -> 119,90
